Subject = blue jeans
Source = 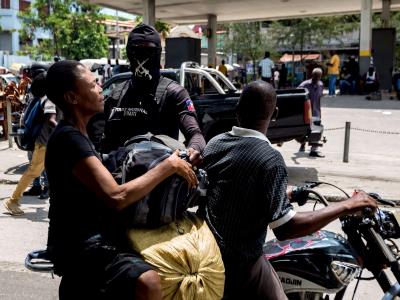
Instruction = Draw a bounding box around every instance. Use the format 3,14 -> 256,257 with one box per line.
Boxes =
340,80 -> 356,95
328,74 -> 337,95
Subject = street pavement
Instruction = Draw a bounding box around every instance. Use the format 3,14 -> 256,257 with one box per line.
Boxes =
0,94 -> 399,299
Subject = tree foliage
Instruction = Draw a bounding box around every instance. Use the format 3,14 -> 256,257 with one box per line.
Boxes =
18,0 -> 108,60
223,22 -> 272,77
269,15 -> 360,55
134,16 -> 171,39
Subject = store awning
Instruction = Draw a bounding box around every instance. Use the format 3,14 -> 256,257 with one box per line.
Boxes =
279,53 -> 321,63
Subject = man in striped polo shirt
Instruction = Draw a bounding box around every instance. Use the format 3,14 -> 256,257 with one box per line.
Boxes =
202,81 -> 377,299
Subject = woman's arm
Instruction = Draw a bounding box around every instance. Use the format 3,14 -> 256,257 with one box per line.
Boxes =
72,151 -> 198,211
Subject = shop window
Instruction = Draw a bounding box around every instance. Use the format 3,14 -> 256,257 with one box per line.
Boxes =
1,0 -> 10,9
19,0 -> 30,12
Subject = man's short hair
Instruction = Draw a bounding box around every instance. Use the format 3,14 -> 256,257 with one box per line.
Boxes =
237,81 -> 276,128
265,51 -> 270,58
30,72 -> 47,98
312,68 -> 323,75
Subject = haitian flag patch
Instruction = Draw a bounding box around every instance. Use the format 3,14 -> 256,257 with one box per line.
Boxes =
185,99 -> 195,112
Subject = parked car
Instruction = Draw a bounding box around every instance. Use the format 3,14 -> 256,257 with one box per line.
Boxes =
97,62 -> 322,146
0,74 -> 20,87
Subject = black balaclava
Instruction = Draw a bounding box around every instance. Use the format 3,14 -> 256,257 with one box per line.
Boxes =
126,23 -> 161,89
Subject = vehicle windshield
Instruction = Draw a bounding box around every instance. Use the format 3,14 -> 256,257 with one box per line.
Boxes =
5,75 -> 19,84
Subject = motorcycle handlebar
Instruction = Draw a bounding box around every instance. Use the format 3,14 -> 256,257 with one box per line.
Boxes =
306,189 -> 330,207
382,283 -> 400,300
369,192 -> 396,207
296,182 -> 395,208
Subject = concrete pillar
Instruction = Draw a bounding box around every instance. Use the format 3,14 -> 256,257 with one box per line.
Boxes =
207,14 -> 217,67
10,0 -> 20,54
359,0 -> 373,76
382,0 -> 391,27
143,0 -> 155,27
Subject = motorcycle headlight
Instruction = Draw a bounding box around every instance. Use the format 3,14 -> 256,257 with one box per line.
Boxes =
331,261 -> 361,285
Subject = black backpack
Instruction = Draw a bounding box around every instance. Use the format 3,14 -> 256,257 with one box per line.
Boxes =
19,97 -> 46,151
102,133 -> 208,228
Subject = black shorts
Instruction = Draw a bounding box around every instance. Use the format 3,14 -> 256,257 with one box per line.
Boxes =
59,235 -> 153,300
223,256 -> 287,300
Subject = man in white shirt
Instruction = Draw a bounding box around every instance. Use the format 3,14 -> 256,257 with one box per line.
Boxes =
258,51 -> 275,83
274,69 -> 280,89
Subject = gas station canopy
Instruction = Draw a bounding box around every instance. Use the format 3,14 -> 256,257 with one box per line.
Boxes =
87,0 -> 400,24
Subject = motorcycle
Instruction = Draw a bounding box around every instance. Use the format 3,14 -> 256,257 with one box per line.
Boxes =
9,92 -> 33,151
9,110 -> 25,150
264,182 -> 400,300
25,181 -> 400,300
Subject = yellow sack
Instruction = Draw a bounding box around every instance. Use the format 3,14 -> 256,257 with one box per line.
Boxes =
127,212 -> 225,300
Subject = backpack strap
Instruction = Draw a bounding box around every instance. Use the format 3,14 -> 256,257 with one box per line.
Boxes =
154,77 -> 174,112
115,80 -> 131,108
124,132 -> 156,147
123,132 -> 184,151
111,77 -> 173,110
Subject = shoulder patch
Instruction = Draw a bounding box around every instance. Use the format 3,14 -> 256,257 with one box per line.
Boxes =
185,98 -> 195,112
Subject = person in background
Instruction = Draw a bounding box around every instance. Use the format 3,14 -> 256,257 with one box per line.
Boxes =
298,68 -> 324,157
278,63 -> 287,89
326,50 -> 340,97
258,51 -> 275,83
102,58 -> 112,84
201,80 -> 377,300
339,62 -> 352,95
347,56 -> 359,94
218,59 -> 228,76
274,68 -> 280,89
364,65 -> 379,95
3,72 -> 58,215
339,56 -> 359,95
22,65 -> 50,199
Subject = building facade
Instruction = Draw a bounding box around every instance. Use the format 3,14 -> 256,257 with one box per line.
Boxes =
0,0 -> 50,54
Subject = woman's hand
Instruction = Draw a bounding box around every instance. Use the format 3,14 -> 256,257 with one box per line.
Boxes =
167,151 -> 198,188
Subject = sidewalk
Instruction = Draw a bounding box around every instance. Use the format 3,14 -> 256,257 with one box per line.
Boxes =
0,140 -> 59,299
276,94 -> 400,201
0,140 -> 50,263
0,142 -> 29,185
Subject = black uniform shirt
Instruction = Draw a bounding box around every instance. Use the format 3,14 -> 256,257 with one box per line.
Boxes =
100,77 -> 206,153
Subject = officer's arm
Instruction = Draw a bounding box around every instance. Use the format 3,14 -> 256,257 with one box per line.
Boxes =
174,86 -> 206,154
